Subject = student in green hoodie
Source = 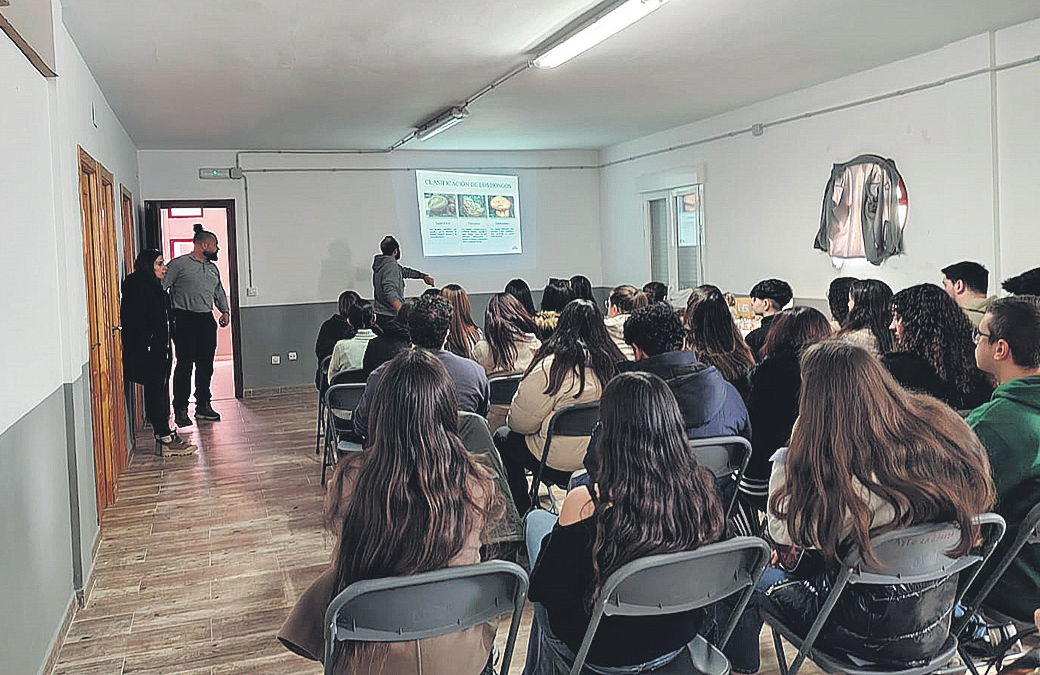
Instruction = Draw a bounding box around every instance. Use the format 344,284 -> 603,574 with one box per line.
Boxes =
967,295 -> 1040,622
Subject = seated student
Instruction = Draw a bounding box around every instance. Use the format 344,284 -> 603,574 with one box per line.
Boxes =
967,296 -> 1040,623
328,302 -> 377,383
836,278 -> 893,355
524,371 -> 725,673
603,285 -> 649,361
569,275 -> 595,302
583,303 -> 750,479
643,280 -> 668,304
505,277 -> 537,317
884,284 -> 993,410
362,300 -> 412,377
353,296 -> 489,441
471,293 -> 541,430
943,260 -> 996,328
534,278 -> 575,340
741,307 -> 831,509
826,277 -> 857,331
722,340 -> 995,673
442,283 -> 482,360
1004,267 -> 1040,297
495,299 -> 624,514
315,290 -> 360,363
744,279 -> 793,359
685,284 -> 757,400
279,349 -> 502,675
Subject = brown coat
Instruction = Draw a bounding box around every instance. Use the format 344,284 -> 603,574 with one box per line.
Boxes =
506,354 -> 603,472
278,454 -> 497,675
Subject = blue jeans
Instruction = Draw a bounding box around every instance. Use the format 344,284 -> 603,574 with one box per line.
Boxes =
702,567 -> 789,674
522,511 -> 683,674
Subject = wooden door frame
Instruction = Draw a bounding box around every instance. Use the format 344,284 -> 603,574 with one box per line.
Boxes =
120,185 -> 146,437
145,199 -> 244,399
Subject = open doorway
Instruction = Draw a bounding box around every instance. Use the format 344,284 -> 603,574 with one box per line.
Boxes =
144,199 -> 244,400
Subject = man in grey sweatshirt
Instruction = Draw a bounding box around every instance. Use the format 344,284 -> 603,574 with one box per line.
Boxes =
372,235 -> 435,326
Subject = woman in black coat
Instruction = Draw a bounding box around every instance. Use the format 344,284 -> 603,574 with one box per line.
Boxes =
121,250 -> 196,456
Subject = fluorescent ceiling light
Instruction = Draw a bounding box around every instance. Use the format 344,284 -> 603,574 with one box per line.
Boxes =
533,0 -> 670,69
416,106 -> 469,141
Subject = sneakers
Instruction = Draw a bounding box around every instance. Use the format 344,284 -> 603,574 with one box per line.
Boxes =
174,408 -> 192,428
156,432 -> 197,457
195,404 -> 221,422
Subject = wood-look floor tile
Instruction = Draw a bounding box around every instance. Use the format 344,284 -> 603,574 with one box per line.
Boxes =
52,656 -> 125,675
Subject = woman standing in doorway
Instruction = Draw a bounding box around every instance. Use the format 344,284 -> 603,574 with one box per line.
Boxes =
121,249 -> 197,456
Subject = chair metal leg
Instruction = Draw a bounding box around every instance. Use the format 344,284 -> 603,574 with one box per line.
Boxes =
772,627 -> 789,675
315,395 -> 324,455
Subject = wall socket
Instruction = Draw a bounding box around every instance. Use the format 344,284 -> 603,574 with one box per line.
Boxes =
287,351 -> 298,361
246,287 -> 258,297
271,354 -> 281,365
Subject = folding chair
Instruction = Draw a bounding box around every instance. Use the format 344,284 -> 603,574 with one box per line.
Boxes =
958,500 -> 1040,630
763,513 -> 1007,675
488,374 -> 523,406
567,536 -> 772,675
688,436 -> 752,520
323,560 -> 529,675
457,412 -> 523,545
322,384 -> 366,486
315,355 -> 332,456
530,402 -> 599,514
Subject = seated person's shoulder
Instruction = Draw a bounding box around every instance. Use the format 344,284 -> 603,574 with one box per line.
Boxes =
559,485 -> 596,526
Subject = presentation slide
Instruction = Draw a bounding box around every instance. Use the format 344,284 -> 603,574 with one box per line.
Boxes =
416,170 -> 522,257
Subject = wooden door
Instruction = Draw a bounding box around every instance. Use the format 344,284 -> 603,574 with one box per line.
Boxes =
78,148 -> 128,519
121,185 -> 145,433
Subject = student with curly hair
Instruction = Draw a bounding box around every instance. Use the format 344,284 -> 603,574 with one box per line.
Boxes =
684,285 -> 756,399
883,284 -> 994,410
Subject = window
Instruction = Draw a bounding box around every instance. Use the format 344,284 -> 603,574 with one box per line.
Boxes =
645,184 -> 704,292
167,206 -> 203,218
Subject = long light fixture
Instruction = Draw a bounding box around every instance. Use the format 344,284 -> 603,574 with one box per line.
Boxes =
416,106 -> 470,141
533,0 -> 670,69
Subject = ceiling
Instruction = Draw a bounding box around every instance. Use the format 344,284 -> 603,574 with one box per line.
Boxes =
61,0 -> 1040,151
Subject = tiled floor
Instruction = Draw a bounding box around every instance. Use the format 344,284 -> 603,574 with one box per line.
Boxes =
52,391 -> 816,675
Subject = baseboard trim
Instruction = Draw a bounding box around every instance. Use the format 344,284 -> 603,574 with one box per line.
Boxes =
38,595 -> 76,675
244,384 -> 315,398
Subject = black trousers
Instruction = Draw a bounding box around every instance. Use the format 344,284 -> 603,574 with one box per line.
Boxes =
172,310 -> 217,410
142,374 -> 173,437
493,428 -> 572,514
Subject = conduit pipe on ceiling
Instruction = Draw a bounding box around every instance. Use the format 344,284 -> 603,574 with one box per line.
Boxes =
229,51 -> 1040,290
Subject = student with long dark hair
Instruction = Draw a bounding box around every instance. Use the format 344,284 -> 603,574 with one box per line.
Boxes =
741,307 -> 831,508
534,278 -> 577,339
523,372 -> 726,673
327,301 -> 377,382
837,278 -> 894,354
442,283 -> 482,360
121,249 -> 197,456
724,341 -> 995,673
315,290 -> 360,362
472,293 -> 542,430
279,349 -> 501,674
884,284 -> 994,409
826,277 -> 857,329
569,275 -> 595,302
496,300 -> 624,513
684,284 -> 756,399
604,284 -> 649,361
505,278 -> 537,317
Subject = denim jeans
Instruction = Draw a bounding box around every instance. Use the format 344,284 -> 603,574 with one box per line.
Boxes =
701,567 -> 790,674
521,511 -> 683,674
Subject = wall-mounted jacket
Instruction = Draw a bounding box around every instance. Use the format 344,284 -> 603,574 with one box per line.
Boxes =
814,154 -> 904,266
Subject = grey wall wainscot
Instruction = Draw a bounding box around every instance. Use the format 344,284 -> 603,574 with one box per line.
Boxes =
1,363 -> 97,675
239,287 -> 613,391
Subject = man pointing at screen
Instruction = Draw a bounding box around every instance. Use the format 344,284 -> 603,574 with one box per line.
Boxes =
372,235 -> 435,328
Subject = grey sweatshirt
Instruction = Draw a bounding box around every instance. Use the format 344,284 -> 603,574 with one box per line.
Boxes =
372,254 -> 425,317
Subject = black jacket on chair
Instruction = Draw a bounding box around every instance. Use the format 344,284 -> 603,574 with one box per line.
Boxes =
121,270 -> 172,385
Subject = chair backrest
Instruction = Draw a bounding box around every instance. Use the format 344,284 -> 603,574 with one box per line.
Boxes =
960,502 -> 1040,617
330,368 -> 369,386
546,402 -> 600,442
457,412 -> 523,544
324,560 -> 529,675
325,384 -> 366,419
488,374 -> 522,406
688,436 -> 751,520
570,536 -> 772,675
316,355 -> 332,392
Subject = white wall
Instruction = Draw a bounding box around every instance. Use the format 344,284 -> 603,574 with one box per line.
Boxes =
138,149 -> 603,306
600,26 -> 1040,299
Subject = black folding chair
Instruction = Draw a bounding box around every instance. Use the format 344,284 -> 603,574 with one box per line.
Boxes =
567,537 -> 772,675
488,374 -> 522,406
323,560 -> 529,675
530,402 -> 599,513
763,514 -> 1006,675
314,355 -> 332,456
322,383 -> 366,486
689,436 -> 752,520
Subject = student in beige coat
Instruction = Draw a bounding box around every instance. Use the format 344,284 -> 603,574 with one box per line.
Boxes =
471,293 -> 542,430
494,299 -> 625,513
603,284 -> 649,361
